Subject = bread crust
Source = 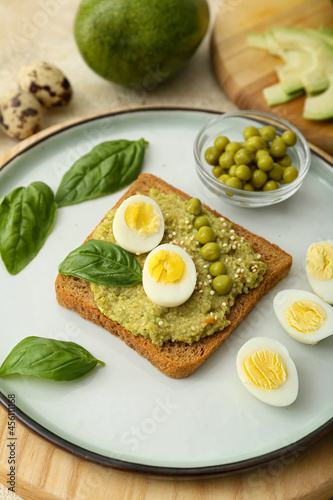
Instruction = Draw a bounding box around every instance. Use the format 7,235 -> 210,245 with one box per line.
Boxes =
55,174 -> 292,378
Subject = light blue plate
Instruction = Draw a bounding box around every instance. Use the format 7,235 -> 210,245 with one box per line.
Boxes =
0,107 -> 332,476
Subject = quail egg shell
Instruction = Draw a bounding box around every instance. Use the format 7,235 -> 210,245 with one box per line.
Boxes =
142,243 -> 197,307
273,289 -> 333,344
112,194 -> 164,254
18,61 -> 72,108
0,89 -> 43,140
306,240 -> 333,304
236,337 -> 298,407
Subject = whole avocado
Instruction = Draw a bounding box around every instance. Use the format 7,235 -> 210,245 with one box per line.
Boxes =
74,0 -> 209,88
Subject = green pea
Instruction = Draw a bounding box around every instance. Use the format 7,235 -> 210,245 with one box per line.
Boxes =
197,226 -> 215,244
209,261 -> 226,277
218,174 -> 231,184
251,169 -> 268,188
225,141 -> 242,153
243,126 -> 260,141
194,216 -> 210,230
219,151 -> 235,169
255,149 -> 270,162
212,166 -> 223,178
283,166 -> 298,183
186,198 -> 202,215
205,147 -> 220,165
213,275 -> 233,295
243,183 -> 255,191
260,125 -> 276,142
214,135 -> 229,151
234,148 -> 254,165
245,136 -> 267,152
257,155 -> 274,172
263,180 -> 279,191
226,176 -> 243,190
270,138 -> 287,158
200,242 -> 220,261
229,164 -> 238,176
282,130 -> 297,147
278,154 -> 292,167
235,164 -> 252,181
268,163 -> 283,181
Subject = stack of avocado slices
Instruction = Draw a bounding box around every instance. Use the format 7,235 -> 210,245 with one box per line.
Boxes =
247,27 -> 333,120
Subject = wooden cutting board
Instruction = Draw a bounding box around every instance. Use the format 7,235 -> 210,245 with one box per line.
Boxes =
211,0 -> 333,155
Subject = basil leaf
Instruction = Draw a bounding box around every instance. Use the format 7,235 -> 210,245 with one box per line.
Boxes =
58,239 -> 142,287
0,336 -> 105,381
0,181 -> 57,275
55,138 -> 147,207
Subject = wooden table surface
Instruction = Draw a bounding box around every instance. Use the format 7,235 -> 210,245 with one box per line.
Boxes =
1,1 -> 333,499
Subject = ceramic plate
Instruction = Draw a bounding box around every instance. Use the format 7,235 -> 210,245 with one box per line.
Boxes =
0,107 -> 332,476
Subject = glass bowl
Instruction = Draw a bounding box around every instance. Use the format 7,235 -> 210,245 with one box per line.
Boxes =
193,111 -> 311,208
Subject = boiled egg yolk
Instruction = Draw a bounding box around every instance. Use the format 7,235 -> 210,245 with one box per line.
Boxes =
243,350 -> 287,390
112,194 -> 164,254
273,289 -> 333,344
306,240 -> 333,304
142,243 -> 196,307
236,337 -> 298,406
285,300 -> 326,335
125,201 -> 160,237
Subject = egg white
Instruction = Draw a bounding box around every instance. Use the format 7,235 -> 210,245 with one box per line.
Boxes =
112,194 -> 164,254
306,240 -> 333,304
142,243 -> 196,307
273,289 -> 333,344
236,337 -> 298,407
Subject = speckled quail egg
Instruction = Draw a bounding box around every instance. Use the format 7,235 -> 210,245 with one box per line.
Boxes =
18,61 -> 72,108
142,243 -> 197,307
0,89 -> 43,140
113,194 -> 165,254
306,240 -> 333,304
236,337 -> 298,407
273,289 -> 333,344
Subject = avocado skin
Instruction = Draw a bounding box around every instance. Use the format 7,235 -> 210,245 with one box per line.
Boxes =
74,0 -> 209,87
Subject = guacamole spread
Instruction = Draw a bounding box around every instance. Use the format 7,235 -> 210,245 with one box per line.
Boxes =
90,190 -> 266,346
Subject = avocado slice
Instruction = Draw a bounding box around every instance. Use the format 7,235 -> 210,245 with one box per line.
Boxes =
263,83 -> 303,106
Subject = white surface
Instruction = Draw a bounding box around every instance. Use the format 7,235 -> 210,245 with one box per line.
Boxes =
0,109 -> 332,470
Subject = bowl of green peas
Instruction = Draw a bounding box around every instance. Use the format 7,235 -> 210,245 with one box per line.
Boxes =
193,111 -> 311,208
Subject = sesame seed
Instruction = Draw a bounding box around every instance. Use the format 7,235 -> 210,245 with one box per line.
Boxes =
172,231 -> 176,236
257,254 -> 261,259
207,274 -> 212,279
232,244 -> 237,249
158,321 -> 164,327
234,274 -> 239,278
238,258 -> 242,262
222,302 -> 227,307
241,269 -> 244,273
220,217 -> 225,222
221,229 -> 226,233
180,240 -> 184,245
223,243 -> 228,247
230,229 -> 235,233
204,282 -> 208,286
208,279 -> 212,283
210,290 -> 215,295
230,235 -> 235,240
199,289 -> 203,293
223,222 -> 227,227
168,234 -> 173,239
203,264 -> 208,268
199,281 -> 202,286
196,241 -> 200,245
188,225 -> 192,229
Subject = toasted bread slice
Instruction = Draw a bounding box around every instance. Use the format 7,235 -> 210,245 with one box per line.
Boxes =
55,174 -> 292,378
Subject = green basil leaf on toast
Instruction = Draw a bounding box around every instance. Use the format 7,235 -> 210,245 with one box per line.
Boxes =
58,239 -> 143,286
55,138 -> 148,207
0,181 -> 57,275
0,336 -> 105,381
